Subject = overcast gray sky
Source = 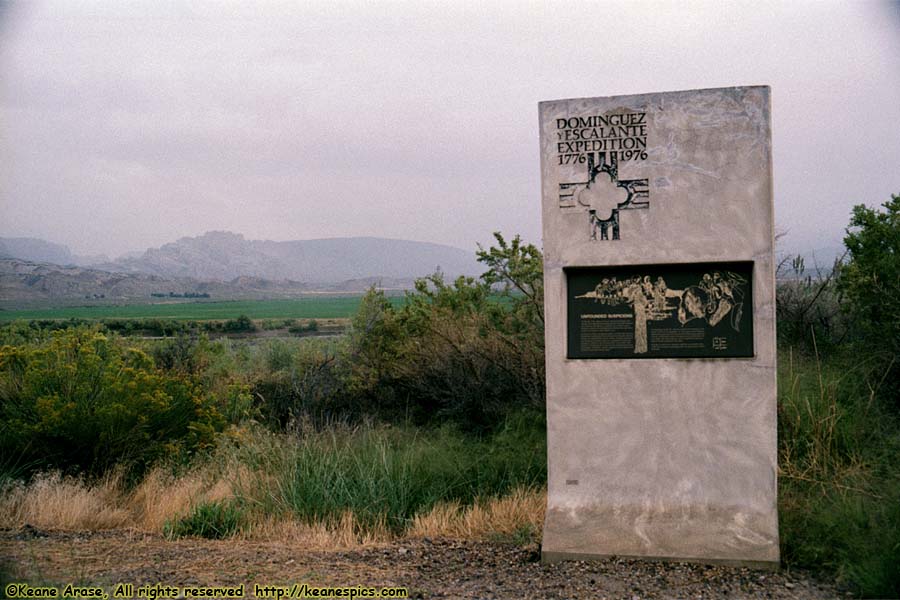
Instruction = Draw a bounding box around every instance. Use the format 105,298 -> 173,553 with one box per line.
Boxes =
2,1 -> 899,260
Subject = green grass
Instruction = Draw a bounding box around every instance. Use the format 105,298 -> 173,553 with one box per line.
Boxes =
0,297 -> 405,322
778,347 -> 900,597
164,500 -> 246,539
229,414 -> 547,534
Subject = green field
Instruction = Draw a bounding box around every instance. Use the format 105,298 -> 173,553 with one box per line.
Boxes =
0,296 -> 405,322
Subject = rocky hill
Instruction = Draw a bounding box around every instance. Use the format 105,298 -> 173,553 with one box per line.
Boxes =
0,258 -> 310,304
0,237 -> 109,266
106,232 -> 480,283
0,232 -> 482,303
0,237 -> 74,265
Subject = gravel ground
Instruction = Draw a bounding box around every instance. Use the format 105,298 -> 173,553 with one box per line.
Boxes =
1,528 -> 846,599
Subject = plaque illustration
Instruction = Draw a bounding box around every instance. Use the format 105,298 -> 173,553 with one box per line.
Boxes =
566,262 -> 753,359
576,271 -> 746,354
559,152 -> 649,241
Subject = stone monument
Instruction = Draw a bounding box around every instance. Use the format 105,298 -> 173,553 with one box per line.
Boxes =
539,86 -> 779,567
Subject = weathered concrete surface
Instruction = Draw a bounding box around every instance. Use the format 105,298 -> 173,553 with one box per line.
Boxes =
539,86 -> 778,567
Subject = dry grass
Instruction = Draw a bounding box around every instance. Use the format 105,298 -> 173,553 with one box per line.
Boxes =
0,472 -> 130,530
0,468 -> 547,549
0,459 -> 241,533
409,487 -> 546,540
128,455 -> 270,530
238,512 -> 393,549
236,488 -> 547,548
129,468 -> 222,531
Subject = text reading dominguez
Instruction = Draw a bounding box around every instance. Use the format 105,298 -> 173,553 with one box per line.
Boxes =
556,113 -> 647,165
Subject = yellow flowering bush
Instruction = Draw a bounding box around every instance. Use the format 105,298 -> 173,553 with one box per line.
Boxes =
0,327 -> 224,476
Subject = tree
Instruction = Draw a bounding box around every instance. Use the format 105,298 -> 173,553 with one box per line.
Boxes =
837,194 -> 900,399
476,232 -> 544,328
344,233 -> 546,430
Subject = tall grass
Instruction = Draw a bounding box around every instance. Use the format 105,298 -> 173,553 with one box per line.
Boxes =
778,343 -> 900,597
0,414 -> 547,548
231,416 -> 545,534
0,472 -> 130,530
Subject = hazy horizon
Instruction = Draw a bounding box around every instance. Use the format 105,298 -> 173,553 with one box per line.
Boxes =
2,2 -> 899,261
0,229 -> 482,262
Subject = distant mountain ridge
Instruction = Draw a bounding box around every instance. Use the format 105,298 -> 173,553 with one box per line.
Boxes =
105,231 -> 481,283
0,233 -> 482,302
0,237 -> 72,265
0,257 -> 310,303
0,237 -> 111,266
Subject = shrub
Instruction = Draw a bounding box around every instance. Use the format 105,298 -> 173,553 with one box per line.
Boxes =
223,315 -> 256,333
253,341 -> 350,429
105,318 -> 190,337
286,319 -> 319,335
344,233 -> 545,430
395,275 -> 543,428
151,334 -> 201,374
836,194 -> 900,403
164,500 -> 245,539
0,327 -> 225,476
264,339 -> 296,372
776,254 -> 847,349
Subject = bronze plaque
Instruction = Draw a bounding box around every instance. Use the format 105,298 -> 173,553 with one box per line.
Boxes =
566,262 -> 754,359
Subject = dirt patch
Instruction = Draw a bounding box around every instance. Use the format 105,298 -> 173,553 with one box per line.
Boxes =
1,528 -> 844,599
